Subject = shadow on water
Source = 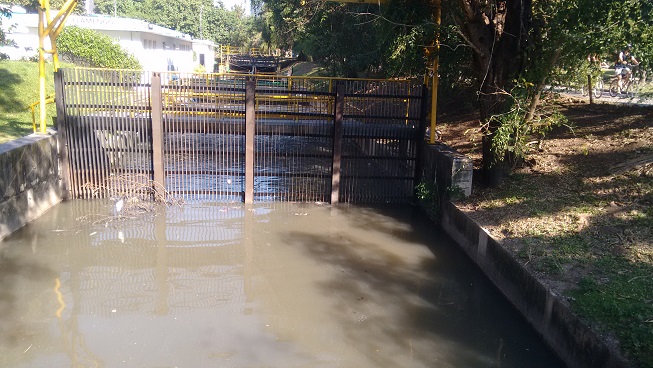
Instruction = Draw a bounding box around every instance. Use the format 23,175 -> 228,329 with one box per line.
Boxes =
278,204 -> 565,368
0,235 -> 58,346
0,201 -> 567,367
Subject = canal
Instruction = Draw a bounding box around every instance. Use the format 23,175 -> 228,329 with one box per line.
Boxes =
0,201 -> 564,367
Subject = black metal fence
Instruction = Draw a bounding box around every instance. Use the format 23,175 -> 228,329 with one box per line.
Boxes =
55,68 -> 426,204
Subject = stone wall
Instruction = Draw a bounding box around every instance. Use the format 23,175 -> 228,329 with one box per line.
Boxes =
0,132 -> 63,242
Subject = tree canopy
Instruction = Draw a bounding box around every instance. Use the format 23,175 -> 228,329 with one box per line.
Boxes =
256,0 -> 652,182
93,0 -> 255,47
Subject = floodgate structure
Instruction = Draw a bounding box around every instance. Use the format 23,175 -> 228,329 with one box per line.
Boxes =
0,68 -> 630,368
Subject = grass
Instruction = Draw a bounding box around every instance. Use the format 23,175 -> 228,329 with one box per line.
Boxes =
445,102 -> 653,367
0,60 -> 58,143
571,258 -> 653,368
470,168 -> 652,366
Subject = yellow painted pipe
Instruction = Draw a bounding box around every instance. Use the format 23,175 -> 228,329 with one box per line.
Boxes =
430,0 -> 441,144
36,0 -> 77,132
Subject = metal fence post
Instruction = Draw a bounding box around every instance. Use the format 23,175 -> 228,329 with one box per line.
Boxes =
588,74 -> 593,105
54,70 -> 71,200
245,77 -> 256,204
151,72 -> 166,196
331,84 -> 345,204
414,84 -> 429,190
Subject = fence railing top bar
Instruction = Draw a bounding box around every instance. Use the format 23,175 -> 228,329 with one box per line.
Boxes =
61,67 -> 147,73
60,67 -> 421,82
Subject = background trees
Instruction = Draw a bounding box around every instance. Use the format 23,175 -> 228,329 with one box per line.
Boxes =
254,0 -> 651,183
56,26 -> 141,69
2,0 -> 650,182
93,0 -> 255,47
0,5 -> 10,46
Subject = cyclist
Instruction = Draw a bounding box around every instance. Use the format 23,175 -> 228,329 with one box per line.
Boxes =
615,45 -> 640,91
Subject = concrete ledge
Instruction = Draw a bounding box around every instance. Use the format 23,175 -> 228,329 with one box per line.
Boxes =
440,200 -> 629,368
420,143 -> 473,196
0,132 -> 63,242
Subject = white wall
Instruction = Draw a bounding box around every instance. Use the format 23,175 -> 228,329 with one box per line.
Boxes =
1,13 -> 213,72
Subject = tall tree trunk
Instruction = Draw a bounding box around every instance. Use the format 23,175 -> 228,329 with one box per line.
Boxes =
455,0 -> 532,186
525,45 -> 562,123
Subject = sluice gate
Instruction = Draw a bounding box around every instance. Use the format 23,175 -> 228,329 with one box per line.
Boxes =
55,68 -> 426,203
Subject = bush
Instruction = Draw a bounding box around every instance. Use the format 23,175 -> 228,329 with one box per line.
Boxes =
56,26 -> 141,70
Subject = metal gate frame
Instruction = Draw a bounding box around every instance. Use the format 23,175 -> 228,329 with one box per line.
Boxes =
55,69 -> 427,204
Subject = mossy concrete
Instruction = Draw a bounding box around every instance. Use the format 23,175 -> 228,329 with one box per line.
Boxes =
0,132 -> 63,242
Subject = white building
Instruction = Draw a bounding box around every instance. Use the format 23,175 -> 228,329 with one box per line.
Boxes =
1,8 -> 216,72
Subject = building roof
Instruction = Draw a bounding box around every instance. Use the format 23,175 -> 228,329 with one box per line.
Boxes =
3,11 -> 215,46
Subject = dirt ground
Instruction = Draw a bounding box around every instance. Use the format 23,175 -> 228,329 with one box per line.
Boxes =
436,97 -> 653,366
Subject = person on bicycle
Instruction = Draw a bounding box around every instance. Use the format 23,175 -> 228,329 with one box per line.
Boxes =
615,45 -> 640,90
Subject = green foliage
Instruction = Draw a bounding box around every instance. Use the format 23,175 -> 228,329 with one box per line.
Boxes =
56,26 -> 141,70
93,0 -> 255,47
570,259 -> 653,368
3,0 -> 86,14
416,180 -> 440,219
0,5 -> 10,45
525,0 -> 653,91
487,80 -> 567,166
260,0 -> 443,78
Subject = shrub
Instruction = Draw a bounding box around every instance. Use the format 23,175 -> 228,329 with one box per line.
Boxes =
56,26 -> 141,70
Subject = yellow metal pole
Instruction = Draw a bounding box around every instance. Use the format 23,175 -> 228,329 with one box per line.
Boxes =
38,6 -> 47,133
36,0 -> 77,133
429,0 -> 441,144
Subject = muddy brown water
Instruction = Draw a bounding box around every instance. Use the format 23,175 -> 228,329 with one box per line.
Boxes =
0,201 -> 564,367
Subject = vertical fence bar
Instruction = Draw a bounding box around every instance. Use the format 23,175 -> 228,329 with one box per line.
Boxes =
414,84 -> 429,192
151,72 -> 165,196
587,74 -> 594,105
244,77 -> 255,204
54,70 -> 71,200
331,84 -> 345,204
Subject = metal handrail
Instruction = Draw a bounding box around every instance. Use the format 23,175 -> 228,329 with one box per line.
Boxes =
29,94 -> 55,132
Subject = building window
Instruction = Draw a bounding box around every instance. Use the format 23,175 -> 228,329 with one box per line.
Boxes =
199,54 -> 205,66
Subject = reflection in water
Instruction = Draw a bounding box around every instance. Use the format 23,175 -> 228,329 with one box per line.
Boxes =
0,201 -> 564,368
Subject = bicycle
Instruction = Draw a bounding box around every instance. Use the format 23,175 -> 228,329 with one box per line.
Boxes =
609,64 -> 641,98
581,77 -> 604,99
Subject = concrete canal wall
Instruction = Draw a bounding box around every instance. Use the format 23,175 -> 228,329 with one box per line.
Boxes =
0,132 -> 63,242
421,142 -> 628,368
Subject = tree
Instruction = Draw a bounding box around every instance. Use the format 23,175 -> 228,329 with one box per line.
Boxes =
1,5 -> 10,46
93,0 -> 256,47
3,0 -> 86,14
56,26 -> 141,69
258,0 -> 651,173
445,0 -> 653,184
441,0 -> 531,184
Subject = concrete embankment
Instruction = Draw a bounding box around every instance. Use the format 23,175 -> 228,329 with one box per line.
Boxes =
0,132 -> 63,242
423,142 -> 629,368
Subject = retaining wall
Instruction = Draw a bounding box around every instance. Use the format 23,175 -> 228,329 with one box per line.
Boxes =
419,142 -> 473,196
421,142 -> 628,368
0,132 -> 63,242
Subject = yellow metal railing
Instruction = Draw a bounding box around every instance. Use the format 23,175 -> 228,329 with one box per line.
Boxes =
37,0 -> 78,133
29,95 -> 55,132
